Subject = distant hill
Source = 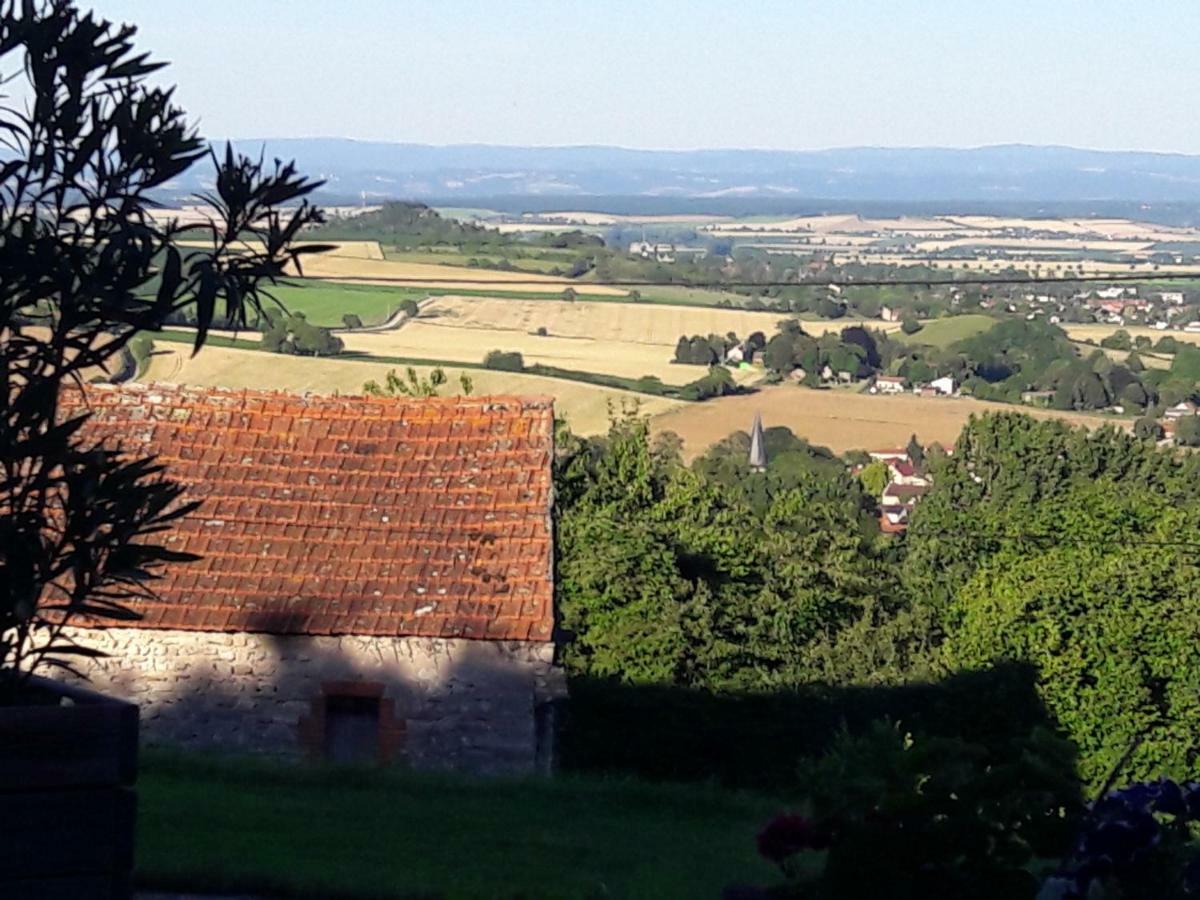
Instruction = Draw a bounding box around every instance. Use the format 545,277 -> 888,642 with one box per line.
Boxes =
165,140 -> 1200,217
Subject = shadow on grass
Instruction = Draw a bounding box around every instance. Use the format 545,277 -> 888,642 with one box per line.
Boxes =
559,662 -> 1067,794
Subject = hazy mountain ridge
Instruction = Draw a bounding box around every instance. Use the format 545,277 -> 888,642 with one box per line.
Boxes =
172,140 -> 1200,207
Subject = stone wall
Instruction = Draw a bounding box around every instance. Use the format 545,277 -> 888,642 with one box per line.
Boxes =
61,627 -> 566,775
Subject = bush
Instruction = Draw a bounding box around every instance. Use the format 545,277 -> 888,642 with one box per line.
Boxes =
261,311 -> 344,357
1100,329 -> 1132,351
901,315 -> 923,335
483,350 -> 524,372
677,366 -> 738,401
341,313 -> 363,329
560,666 -> 1056,792
756,723 -> 1081,900
1134,416 -> 1164,441
399,298 -> 419,318
1176,415 -> 1200,446
535,326 -> 548,336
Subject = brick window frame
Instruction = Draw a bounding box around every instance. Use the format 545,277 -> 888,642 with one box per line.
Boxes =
298,681 -> 406,764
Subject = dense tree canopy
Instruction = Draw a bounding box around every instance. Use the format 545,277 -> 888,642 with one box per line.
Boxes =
559,410 -> 1200,791
555,418 -> 890,691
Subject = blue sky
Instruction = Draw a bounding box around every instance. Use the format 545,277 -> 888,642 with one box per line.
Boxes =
85,0 -> 1200,152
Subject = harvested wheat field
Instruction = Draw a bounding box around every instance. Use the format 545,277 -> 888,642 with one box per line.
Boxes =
340,323 -> 756,385
287,255 -> 628,296
414,296 -> 873,343
1063,324 -> 1200,347
177,239 -> 386,260
651,384 -> 1123,460
140,344 -> 681,435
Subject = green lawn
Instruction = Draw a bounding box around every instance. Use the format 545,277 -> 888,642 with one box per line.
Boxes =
264,281 -> 430,327
137,752 -> 783,900
907,314 -> 998,348
260,280 -> 641,327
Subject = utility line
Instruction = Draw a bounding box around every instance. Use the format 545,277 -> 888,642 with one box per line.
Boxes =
289,270 -> 1200,289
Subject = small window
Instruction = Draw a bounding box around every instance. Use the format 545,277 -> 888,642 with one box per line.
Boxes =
323,694 -> 382,764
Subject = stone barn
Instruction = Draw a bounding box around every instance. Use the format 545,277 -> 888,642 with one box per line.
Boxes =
62,383 -> 562,774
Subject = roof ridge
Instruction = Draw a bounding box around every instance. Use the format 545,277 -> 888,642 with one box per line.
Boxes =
81,382 -> 555,410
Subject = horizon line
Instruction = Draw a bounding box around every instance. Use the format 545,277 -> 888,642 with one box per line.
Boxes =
210,138 -> 1200,159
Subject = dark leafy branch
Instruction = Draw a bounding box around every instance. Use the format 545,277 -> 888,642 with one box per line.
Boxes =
0,0 -> 323,697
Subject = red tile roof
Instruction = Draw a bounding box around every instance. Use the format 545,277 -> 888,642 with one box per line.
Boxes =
883,482 -> 930,501
62,384 -> 555,642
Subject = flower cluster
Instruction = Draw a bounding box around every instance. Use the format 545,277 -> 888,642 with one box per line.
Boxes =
1041,778 -> 1200,899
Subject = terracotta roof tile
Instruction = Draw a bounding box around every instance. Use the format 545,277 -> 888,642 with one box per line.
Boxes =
63,384 -> 555,642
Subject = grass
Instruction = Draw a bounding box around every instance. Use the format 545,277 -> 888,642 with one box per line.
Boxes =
266,280 -> 431,327
906,314 -> 998,348
136,751 -> 782,900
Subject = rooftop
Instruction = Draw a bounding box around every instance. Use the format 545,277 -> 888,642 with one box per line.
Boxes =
64,384 -> 555,642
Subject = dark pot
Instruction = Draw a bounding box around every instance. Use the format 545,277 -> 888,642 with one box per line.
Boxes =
0,675 -> 138,900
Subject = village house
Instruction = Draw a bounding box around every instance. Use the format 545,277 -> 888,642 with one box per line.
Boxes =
929,375 -> 956,396
723,344 -> 747,365
628,240 -> 675,263
1164,400 -> 1199,420
868,448 -> 909,464
887,458 -> 929,487
866,446 -> 941,533
62,384 -> 563,775
871,374 -> 908,394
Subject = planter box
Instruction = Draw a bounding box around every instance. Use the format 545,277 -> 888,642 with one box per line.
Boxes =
0,675 -> 138,900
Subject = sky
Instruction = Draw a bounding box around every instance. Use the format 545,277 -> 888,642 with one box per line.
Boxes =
83,0 -> 1200,153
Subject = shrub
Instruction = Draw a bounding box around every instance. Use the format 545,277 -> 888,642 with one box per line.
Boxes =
535,326 -> 548,336
1100,329 -> 1133,351
483,350 -> 524,372
677,366 -> 738,401
261,311 -> 344,357
399,298 -> 420,318
1044,779 -> 1200,900
341,313 -> 363,329
1133,416 -> 1164,441
901,315 -> 923,335
1176,415 -> 1200,446
754,723 -> 1081,900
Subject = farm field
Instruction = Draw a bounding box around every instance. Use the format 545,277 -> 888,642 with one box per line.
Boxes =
1068,341 -> 1173,370
178,238 -> 386,260
140,344 -> 682,436
1063,323 -> 1200,347
390,252 -> 567,273
690,213 -> 1200,276
651,384 -> 1122,460
907,314 -> 996,347
265,280 -> 428,327
413,295 -> 878,343
339,320 -> 753,385
290,250 -> 629,296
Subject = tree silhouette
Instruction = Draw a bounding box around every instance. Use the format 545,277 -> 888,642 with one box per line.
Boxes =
0,0 -> 325,695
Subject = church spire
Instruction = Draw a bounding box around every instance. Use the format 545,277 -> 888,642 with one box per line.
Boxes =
748,412 -> 767,472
